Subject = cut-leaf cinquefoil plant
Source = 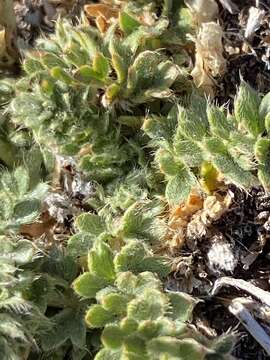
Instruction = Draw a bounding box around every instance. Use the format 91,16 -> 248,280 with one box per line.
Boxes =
9,3 -> 193,182
0,234 -> 97,360
143,81 -> 270,204
73,239 -> 234,359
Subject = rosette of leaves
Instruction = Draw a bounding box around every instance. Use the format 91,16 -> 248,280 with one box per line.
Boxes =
67,195 -> 168,261
9,6 -> 192,181
0,236 -> 48,360
73,239 -> 234,359
143,82 -> 270,204
27,247 -> 94,360
0,236 -> 95,360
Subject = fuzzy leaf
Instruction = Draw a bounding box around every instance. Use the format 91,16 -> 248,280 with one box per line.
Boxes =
95,349 -> 122,360
23,56 -> 44,74
205,137 -> 256,188
50,66 -> 74,84
255,138 -> 270,190
73,272 -> 108,299
165,168 -> 198,205
11,94 -> 43,125
42,53 -> 67,69
88,241 -> 116,281
116,272 -> 161,296
156,149 -> 183,176
234,81 -> 263,136
101,324 -> 124,349
174,139 -> 204,167
119,12 -> 141,35
123,334 -> 147,355
127,289 -> 168,321
85,304 -> 115,328
41,308 -> 86,351
207,105 -> 235,140
143,111 -> 177,141
167,292 -> 198,322
259,91 -> 270,121
110,41 -> 128,84
147,337 -> 207,359
121,200 -> 164,243
114,240 -> 170,278
0,238 -> 34,265
67,232 -> 95,258
13,199 -> 40,225
101,292 -> 128,315
120,317 -> 138,334
76,65 -> 104,83
177,99 -> 208,141
93,53 -> 110,79
75,213 -> 106,236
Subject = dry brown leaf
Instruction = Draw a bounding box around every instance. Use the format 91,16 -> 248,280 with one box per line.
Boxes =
84,3 -> 118,19
166,189 -> 204,249
20,211 -> 56,241
186,192 -> 232,242
191,22 -> 226,97
84,3 -> 119,33
96,15 -> 108,33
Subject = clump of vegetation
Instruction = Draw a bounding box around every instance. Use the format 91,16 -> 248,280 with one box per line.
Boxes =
144,82 -> 270,204
73,239 -> 234,360
4,1 -> 268,359
9,3 -> 192,183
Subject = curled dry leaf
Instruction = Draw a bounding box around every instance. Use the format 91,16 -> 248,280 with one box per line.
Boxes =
185,0 -> 218,25
84,3 -> 119,33
165,190 -> 232,251
186,192 -> 232,243
191,22 -> 226,98
20,211 -> 56,241
165,189 -> 204,249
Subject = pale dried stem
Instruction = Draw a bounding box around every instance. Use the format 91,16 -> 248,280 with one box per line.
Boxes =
212,277 -> 270,307
229,299 -> 270,355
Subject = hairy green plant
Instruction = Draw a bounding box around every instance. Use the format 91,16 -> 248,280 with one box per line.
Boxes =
0,2 -> 241,359
0,233 -> 98,360
67,194 -> 169,262
8,1 -> 193,183
0,164 -> 48,234
143,82 -> 270,204
73,239 -> 234,359
0,236 -> 49,360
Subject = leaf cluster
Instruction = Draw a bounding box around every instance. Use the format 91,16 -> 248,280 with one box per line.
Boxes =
144,82 -> 270,204
73,238 -> 233,359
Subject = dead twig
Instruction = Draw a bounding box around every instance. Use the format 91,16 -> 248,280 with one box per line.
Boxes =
229,298 -> 270,355
212,277 -> 270,307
